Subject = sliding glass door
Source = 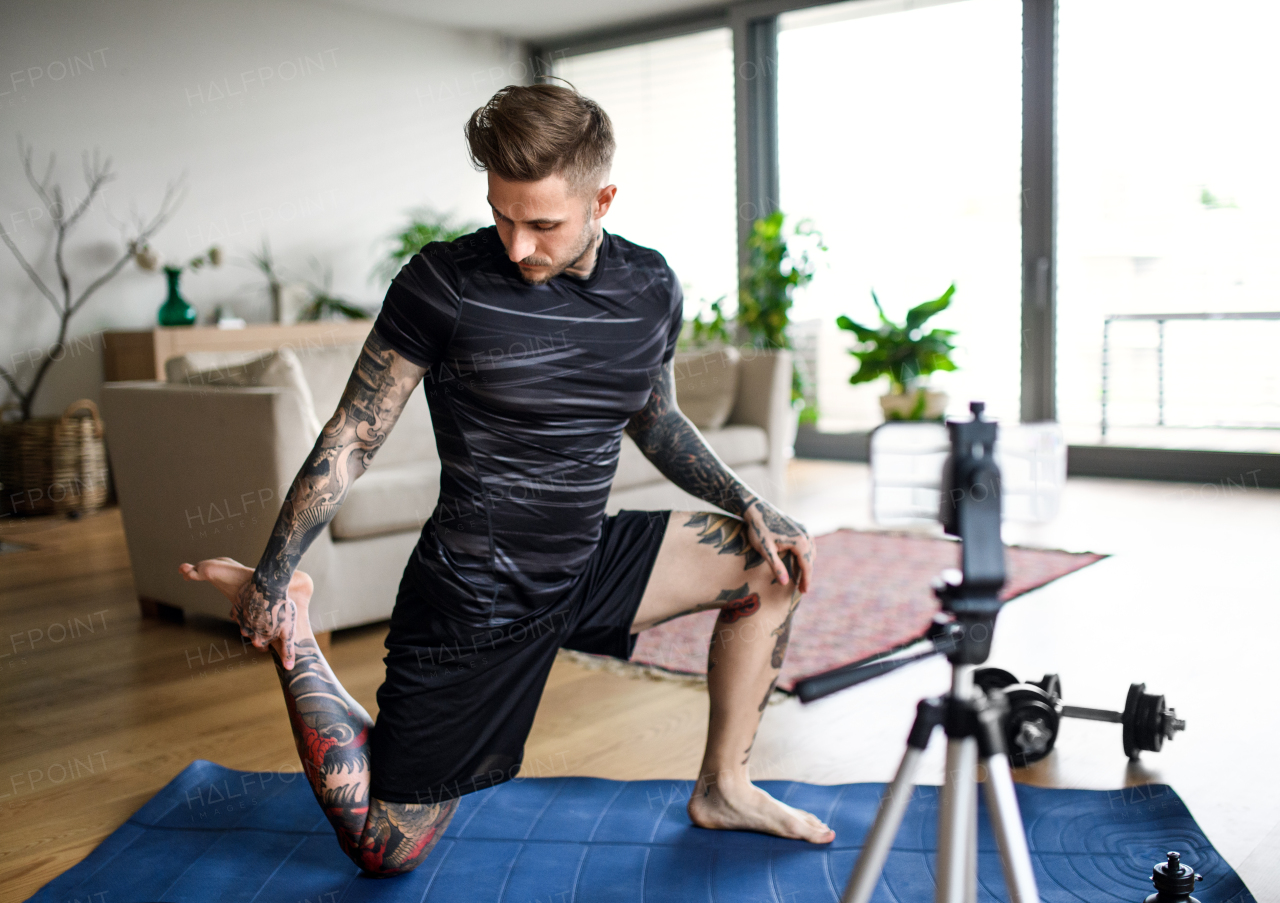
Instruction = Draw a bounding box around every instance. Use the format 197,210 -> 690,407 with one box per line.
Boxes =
778,0 -> 1024,432
1057,0 -> 1280,452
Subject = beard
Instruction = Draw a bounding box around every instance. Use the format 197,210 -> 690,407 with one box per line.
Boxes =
515,219 -> 598,285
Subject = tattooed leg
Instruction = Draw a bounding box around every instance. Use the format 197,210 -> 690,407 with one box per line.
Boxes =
273,638 -> 371,850
181,557 -> 456,875
631,514 -> 833,844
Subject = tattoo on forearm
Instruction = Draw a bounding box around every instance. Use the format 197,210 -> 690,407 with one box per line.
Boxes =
753,502 -> 800,537
626,366 -> 755,517
684,513 -> 764,570
251,331 -> 419,612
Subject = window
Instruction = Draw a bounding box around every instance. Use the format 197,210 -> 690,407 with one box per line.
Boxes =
1057,0 -> 1280,452
779,0 -> 1024,431
555,30 -> 738,318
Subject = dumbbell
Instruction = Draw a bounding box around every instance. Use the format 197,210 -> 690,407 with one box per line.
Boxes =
974,668 -> 1186,767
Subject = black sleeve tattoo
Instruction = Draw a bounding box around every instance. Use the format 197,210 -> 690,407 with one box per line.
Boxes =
250,331 -> 424,605
625,363 -> 756,517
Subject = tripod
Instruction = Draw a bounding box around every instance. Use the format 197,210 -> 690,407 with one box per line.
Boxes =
840,662 -> 1039,903
796,404 -> 1041,903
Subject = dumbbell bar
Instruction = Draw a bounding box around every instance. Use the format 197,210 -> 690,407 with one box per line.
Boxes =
974,669 -> 1187,767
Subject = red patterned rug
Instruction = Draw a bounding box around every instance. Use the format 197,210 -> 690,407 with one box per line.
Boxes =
626,529 -> 1105,693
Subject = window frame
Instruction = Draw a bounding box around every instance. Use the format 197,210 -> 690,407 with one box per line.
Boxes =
530,0 -> 1280,486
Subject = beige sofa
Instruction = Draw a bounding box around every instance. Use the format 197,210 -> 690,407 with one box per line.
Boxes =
100,332 -> 792,636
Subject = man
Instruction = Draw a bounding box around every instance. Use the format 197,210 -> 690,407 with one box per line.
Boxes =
181,83 -> 830,877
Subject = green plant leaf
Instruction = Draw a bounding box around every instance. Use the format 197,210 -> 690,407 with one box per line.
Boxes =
905,283 -> 955,332
738,210 -> 823,350
835,314 -> 880,342
842,283 -> 960,392
374,208 -> 479,283
870,289 -> 892,326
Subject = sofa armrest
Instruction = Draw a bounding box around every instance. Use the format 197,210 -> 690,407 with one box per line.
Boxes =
99,382 -> 339,628
727,349 -> 792,504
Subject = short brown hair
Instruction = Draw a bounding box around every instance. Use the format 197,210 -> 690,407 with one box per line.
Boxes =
465,84 -> 615,193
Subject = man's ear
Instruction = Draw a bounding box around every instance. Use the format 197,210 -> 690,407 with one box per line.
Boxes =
592,184 -> 618,221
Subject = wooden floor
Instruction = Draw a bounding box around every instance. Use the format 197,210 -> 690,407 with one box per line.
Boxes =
2,460 -> 1279,901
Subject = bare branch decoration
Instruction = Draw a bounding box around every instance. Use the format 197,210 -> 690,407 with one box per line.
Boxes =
0,136 -> 185,420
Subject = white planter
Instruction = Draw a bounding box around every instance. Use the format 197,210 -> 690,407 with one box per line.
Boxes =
880,389 -> 948,421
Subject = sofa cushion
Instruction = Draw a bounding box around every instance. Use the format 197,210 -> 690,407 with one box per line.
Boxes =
613,425 -> 768,493
165,349 -> 266,385
330,459 -> 440,540
165,347 -> 322,437
673,346 -> 741,430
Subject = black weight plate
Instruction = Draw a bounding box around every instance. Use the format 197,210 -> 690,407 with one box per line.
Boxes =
1133,691 -> 1166,754
1032,673 -> 1062,702
975,668 -> 1020,694
1003,685 -> 1060,767
1122,682 -> 1144,760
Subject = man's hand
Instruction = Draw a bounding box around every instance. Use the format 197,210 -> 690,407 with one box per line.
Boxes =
234,577 -> 300,669
180,558 -> 303,669
742,498 -> 815,593
183,331 -> 424,671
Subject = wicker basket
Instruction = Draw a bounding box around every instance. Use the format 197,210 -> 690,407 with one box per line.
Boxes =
0,399 -> 110,517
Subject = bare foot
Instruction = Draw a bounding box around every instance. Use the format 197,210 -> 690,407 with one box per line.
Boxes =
178,557 -> 315,654
687,776 -> 835,844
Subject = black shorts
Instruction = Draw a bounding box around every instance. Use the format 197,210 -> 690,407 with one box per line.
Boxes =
368,508 -> 671,805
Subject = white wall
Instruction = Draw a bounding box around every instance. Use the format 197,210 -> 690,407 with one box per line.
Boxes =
1,0 -> 521,417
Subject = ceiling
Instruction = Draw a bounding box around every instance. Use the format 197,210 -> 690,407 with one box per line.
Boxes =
323,0 -> 725,42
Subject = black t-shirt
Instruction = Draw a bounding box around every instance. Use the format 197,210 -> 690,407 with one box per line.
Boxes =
373,226 -> 683,628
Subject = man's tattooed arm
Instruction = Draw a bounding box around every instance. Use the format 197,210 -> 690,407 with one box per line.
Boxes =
234,331 -> 426,666
626,362 -> 755,518
626,362 -> 817,590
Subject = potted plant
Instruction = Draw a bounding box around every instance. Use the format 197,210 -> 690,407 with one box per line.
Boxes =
677,212 -> 824,448
684,295 -> 731,348
374,208 -> 479,283
836,284 -> 958,421
737,211 -> 823,354
739,212 -> 825,439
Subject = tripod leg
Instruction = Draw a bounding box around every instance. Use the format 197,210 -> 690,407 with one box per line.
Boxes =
965,778 -> 978,903
842,748 -> 925,903
935,736 -> 979,903
980,755 -> 1040,903
842,698 -> 944,903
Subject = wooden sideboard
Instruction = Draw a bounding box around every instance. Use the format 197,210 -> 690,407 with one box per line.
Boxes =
102,321 -> 375,381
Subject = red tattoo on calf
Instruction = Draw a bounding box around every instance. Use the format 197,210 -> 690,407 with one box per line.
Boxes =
717,593 -> 760,623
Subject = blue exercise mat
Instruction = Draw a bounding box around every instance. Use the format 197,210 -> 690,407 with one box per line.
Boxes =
30,760 -> 1253,902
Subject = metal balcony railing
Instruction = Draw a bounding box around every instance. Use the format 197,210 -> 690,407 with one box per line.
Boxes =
1100,311 -> 1280,437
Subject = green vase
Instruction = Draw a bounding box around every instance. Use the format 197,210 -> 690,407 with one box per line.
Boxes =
157,267 -> 196,327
